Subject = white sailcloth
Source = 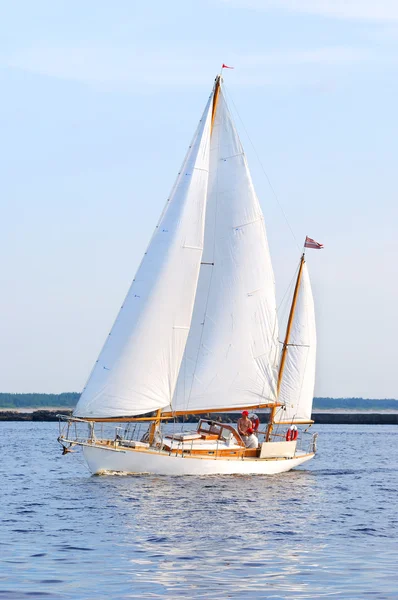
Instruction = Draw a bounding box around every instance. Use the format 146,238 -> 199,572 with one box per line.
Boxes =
275,262 -> 317,423
74,95 -> 213,418
172,86 -> 279,414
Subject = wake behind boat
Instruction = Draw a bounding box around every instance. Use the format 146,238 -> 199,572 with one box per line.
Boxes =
58,70 -> 321,475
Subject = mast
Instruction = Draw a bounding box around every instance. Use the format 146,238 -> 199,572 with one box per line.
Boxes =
149,408 -> 162,443
211,75 -> 221,133
266,253 -> 305,440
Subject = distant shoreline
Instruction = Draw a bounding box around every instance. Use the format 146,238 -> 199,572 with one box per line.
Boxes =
0,406 -> 66,413
1,409 -> 398,424
2,393 -> 398,412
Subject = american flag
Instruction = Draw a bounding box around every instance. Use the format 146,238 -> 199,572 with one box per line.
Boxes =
304,236 -> 324,250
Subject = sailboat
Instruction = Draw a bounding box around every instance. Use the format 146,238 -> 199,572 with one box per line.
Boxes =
58,71 -> 320,475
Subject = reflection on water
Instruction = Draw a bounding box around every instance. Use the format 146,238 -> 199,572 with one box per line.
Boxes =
0,422 -> 397,598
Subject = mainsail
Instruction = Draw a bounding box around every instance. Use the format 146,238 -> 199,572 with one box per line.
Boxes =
172,84 -> 279,414
274,262 -> 317,423
74,94 -> 213,418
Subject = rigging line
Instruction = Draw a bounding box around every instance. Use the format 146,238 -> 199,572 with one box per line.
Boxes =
222,84 -> 301,252
277,263 -> 300,314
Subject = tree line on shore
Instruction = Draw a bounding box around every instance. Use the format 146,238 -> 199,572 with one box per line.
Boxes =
1,393 -> 397,410
0,393 -> 79,408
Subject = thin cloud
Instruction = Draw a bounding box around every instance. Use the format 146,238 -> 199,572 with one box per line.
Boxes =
239,47 -> 370,66
221,0 -> 398,21
3,45 -> 376,88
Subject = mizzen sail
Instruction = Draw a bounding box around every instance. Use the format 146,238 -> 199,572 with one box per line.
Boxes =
274,262 -> 317,423
74,95 -> 213,418
172,85 -> 279,414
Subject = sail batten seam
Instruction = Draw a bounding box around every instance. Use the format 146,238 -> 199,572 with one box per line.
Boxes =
233,217 -> 263,230
220,152 -> 244,161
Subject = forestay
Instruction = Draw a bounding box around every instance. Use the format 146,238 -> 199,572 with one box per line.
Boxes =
74,95 -> 213,418
172,85 -> 279,414
275,263 -> 316,423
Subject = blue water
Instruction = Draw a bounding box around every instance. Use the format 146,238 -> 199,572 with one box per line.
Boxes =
0,422 -> 397,599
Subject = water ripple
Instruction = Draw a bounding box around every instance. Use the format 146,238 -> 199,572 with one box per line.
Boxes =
0,422 -> 397,599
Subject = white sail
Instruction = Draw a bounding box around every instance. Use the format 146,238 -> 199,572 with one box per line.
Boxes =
275,262 -> 317,423
172,86 -> 279,414
74,95 -> 213,418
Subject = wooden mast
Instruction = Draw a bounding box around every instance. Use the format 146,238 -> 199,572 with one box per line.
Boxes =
148,408 -> 162,444
266,253 -> 306,440
211,75 -> 221,133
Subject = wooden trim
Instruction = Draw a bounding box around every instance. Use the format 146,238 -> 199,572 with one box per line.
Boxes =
76,402 -> 280,422
66,403 -> 280,423
70,402 -> 282,423
162,447 -> 245,458
244,448 -> 260,458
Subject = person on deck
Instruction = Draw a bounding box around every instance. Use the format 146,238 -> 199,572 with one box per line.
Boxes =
245,428 -> 259,449
237,410 -> 252,442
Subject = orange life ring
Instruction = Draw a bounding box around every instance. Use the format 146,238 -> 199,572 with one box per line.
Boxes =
251,417 -> 260,431
286,428 -> 298,441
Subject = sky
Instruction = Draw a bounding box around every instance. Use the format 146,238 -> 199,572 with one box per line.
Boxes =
0,0 -> 397,398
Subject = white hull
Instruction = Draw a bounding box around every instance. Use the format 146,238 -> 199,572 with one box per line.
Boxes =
83,445 -> 314,476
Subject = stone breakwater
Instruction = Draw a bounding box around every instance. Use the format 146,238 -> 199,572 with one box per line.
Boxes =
0,410 -> 398,424
312,412 -> 398,424
0,410 -> 73,421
